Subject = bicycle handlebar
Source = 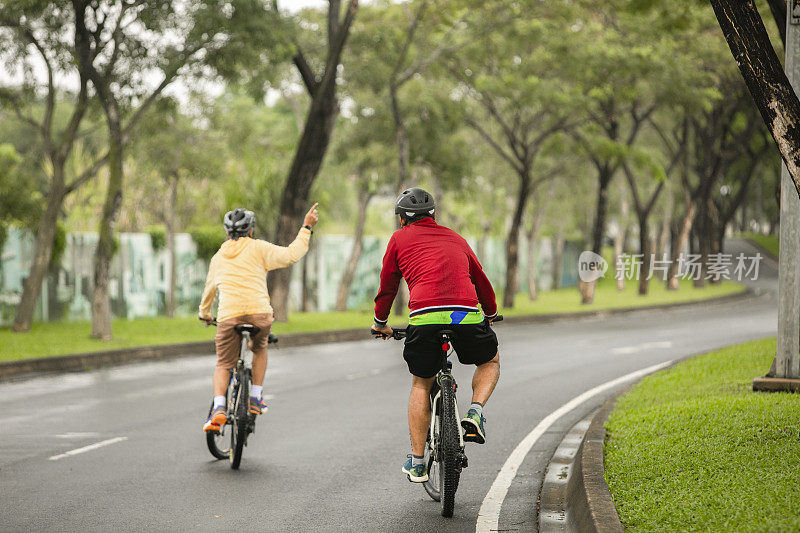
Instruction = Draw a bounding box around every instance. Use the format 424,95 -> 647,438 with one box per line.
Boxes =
370,314 -> 503,340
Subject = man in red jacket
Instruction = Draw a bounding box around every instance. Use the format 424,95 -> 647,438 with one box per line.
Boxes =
371,187 -> 501,483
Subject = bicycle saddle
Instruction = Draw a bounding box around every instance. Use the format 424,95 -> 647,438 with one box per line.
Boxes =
235,324 -> 261,336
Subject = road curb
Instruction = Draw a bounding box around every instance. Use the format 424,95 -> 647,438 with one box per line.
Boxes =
574,389 -> 627,533
0,289 -> 751,381
538,413 -> 595,532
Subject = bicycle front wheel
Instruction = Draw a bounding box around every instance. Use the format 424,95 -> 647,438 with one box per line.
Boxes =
206,399 -> 230,460
230,369 -> 250,470
439,375 -> 460,517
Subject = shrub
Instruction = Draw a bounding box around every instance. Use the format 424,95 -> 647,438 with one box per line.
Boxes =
190,226 -> 225,262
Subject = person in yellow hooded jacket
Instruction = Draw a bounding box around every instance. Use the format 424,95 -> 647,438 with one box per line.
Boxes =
199,204 -> 319,432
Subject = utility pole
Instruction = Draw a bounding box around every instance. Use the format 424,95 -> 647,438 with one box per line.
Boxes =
754,0 -> 800,391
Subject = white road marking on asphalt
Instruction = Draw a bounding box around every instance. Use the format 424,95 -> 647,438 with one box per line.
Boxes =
611,341 -> 672,355
55,432 -> 101,439
48,437 -> 128,461
475,360 -> 673,533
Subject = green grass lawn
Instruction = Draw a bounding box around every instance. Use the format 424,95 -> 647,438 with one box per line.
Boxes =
504,279 -> 743,317
741,232 -> 779,259
0,280 -> 743,362
605,338 -> 800,532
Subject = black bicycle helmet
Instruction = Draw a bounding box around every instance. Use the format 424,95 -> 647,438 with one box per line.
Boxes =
394,187 -> 435,221
223,208 -> 255,239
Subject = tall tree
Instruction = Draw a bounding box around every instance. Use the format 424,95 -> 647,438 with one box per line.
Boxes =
0,2 -> 105,332
445,0 -> 579,308
570,2 -> 680,302
133,100 -> 222,317
73,0 -> 283,339
269,0 -> 359,321
709,0 -> 800,200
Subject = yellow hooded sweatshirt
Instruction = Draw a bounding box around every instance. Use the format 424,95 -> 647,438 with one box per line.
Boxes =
198,228 -> 311,321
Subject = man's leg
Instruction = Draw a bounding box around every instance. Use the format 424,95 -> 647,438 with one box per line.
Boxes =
462,353 -> 499,444
409,375 -> 436,456
404,374 -> 435,482
252,347 -> 267,386
248,314 -> 274,410
205,321 -> 238,432
471,353 -> 500,405
213,366 -> 230,396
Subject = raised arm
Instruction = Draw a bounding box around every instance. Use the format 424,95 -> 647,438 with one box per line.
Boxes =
262,203 -> 319,271
261,228 -> 311,271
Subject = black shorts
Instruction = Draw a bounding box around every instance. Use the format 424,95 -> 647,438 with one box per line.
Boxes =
403,321 -> 499,378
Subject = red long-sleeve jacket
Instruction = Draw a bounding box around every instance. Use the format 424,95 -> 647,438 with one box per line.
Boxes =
373,217 -> 498,324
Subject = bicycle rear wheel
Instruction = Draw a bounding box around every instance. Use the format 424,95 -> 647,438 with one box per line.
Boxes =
439,375 -> 460,517
205,399 -> 230,460
230,368 -> 250,470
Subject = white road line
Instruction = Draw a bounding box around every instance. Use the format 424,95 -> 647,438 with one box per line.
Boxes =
475,360 -> 673,533
611,341 -> 673,355
48,437 -> 128,461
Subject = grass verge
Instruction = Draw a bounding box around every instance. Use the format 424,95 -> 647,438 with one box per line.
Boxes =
741,232 -> 779,259
605,338 -> 800,532
0,280 -> 744,362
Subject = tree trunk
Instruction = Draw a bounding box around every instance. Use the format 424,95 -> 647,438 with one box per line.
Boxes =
270,2 -> 359,321
269,83 -> 339,321
336,191 -> 372,311
667,200 -> 696,290
165,174 -> 178,318
710,0 -> 800,200
614,224 -> 626,291
638,215 -> 651,295
503,171 -> 531,308
615,190 -> 630,290
552,224 -> 565,291
657,197 -> 672,260
526,209 -> 543,301
390,84 -> 410,189
591,165 -> 613,254
693,199 -> 710,288
12,173 -> 66,332
91,120 -> 124,340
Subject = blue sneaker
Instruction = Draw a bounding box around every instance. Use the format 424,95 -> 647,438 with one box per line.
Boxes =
461,409 -> 486,444
402,454 -> 429,483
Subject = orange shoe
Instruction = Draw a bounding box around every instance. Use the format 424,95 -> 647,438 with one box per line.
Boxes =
249,396 -> 263,415
203,405 -> 227,432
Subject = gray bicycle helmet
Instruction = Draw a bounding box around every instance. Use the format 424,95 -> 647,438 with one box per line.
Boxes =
223,208 -> 255,239
395,187 -> 435,221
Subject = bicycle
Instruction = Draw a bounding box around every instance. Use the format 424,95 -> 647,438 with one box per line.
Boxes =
201,318 -> 278,469
373,315 -> 503,517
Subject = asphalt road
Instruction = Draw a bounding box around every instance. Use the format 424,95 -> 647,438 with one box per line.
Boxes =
0,240 -> 779,532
